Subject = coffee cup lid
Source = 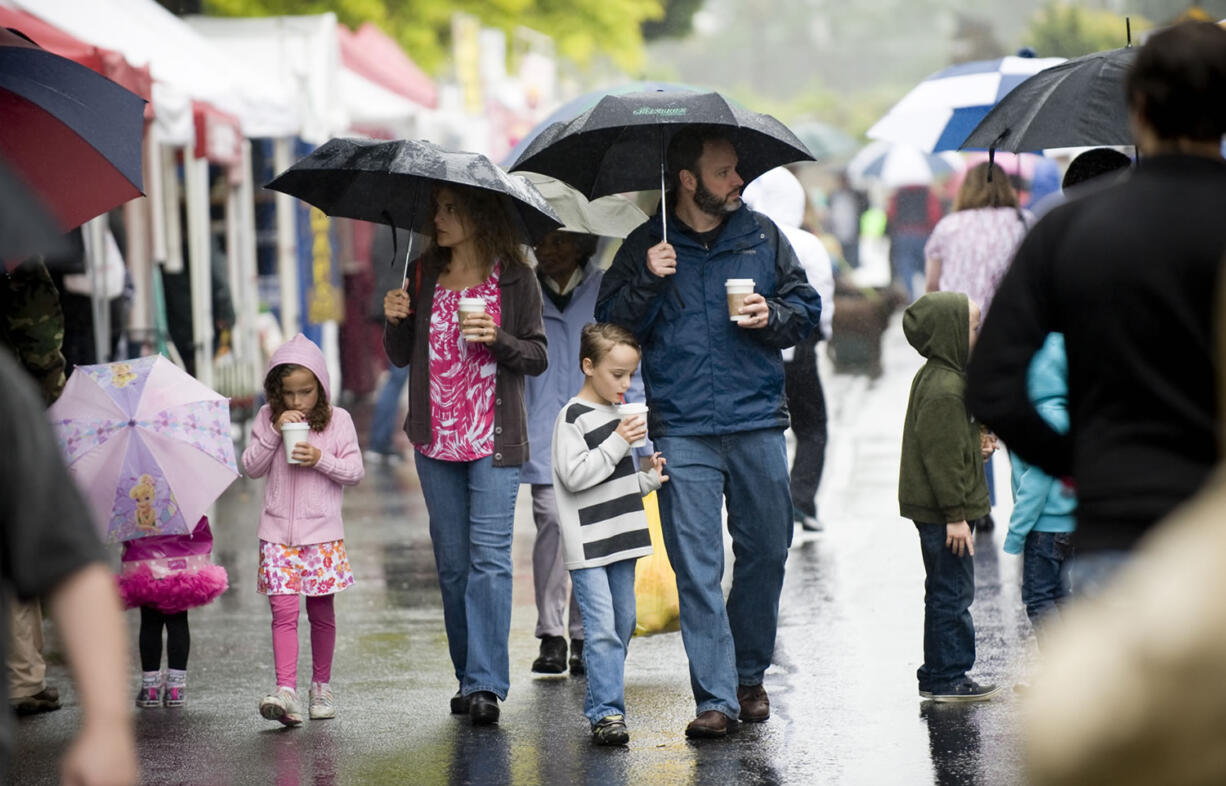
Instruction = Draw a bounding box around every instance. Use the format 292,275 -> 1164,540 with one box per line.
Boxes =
282,421 -> 310,430
725,278 -> 754,287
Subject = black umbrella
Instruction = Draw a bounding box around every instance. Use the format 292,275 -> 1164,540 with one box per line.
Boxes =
266,137 -> 562,282
960,47 -> 1137,153
1,157 -> 69,266
508,90 -> 814,241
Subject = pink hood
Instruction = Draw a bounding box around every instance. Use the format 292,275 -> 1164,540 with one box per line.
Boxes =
267,333 -> 332,401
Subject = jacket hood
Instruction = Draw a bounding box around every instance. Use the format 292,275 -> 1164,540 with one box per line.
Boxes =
1028,333 -> 1068,408
744,166 -> 805,229
903,292 -> 969,370
267,333 -> 331,401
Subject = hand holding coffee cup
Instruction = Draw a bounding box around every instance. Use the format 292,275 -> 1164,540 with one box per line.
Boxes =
458,298 -> 496,343
281,421 -> 312,465
616,402 -> 649,448
384,287 -> 411,325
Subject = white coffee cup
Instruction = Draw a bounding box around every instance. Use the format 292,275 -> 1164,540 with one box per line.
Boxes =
457,297 -> 486,340
726,278 -> 755,322
282,422 -> 310,464
616,402 -> 649,448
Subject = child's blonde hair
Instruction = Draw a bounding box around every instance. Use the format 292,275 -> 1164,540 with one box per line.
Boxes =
579,323 -> 640,369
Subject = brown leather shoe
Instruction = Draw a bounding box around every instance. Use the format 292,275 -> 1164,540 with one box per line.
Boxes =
685,710 -> 731,738
737,683 -> 770,722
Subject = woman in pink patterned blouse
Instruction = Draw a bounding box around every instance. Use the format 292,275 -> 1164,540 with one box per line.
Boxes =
382,185 -> 547,726
924,162 -> 1031,320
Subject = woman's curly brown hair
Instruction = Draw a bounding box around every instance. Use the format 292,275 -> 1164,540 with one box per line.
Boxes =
264,364 -> 331,432
423,184 -> 527,275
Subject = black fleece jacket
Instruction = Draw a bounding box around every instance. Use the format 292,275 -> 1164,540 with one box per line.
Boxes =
967,154 -> 1226,552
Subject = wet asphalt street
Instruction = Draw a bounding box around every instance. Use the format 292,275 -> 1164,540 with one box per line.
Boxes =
11,316 -> 1035,785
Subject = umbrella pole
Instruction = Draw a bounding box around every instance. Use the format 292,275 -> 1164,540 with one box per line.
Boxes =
399,186 -> 420,289
660,163 -> 668,244
659,130 -> 668,244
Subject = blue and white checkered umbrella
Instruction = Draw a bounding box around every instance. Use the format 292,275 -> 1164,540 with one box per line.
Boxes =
868,55 -> 1065,152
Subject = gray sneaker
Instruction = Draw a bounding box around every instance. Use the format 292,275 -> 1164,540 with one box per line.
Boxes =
309,682 -> 336,720
260,686 -> 304,726
592,714 -> 630,746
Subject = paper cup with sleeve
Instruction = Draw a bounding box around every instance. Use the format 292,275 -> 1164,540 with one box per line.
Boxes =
725,278 -> 755,322
457,297 -> 486,340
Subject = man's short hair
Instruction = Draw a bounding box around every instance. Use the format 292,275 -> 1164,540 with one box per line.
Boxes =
1062,148 -> 1132,190
666,126 -> 735,193
1126,21 -> 1226,142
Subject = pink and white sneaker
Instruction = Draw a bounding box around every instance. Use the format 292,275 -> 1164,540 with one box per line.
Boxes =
164,669 -> 187,707
136,671 -> 163,709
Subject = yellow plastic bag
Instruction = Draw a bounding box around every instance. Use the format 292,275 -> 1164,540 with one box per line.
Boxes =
634,491 -> 681,636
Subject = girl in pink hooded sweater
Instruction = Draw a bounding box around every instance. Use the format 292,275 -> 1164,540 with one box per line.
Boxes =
242,334 -> 364,726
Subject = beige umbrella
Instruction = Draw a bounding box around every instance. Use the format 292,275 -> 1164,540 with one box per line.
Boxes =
513,171 -> 647,239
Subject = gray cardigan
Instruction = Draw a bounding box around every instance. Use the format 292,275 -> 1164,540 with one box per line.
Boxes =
382,254 -> 548,467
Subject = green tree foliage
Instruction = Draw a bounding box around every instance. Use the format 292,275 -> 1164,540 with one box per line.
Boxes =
642,0 -> 703,40
1022,2 -> 1152,58
203,0 -> 664,74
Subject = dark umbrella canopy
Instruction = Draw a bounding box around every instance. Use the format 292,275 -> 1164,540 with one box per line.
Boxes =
0,157 -> 68,264
266,137 -> 562,246
0,27 -> 145,232
961,47 -> 1137,152
509,90 -> 815,200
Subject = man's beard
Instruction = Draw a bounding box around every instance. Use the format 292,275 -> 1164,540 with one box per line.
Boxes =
693,175 -> 741,218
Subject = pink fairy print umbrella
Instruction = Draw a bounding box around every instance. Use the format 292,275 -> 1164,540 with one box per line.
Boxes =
48,355 -> 238,543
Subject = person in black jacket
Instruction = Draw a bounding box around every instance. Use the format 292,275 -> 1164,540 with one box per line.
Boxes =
966,21 -> 1226,589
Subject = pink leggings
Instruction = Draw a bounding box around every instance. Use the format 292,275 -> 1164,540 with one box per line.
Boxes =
269,594 -> 335,688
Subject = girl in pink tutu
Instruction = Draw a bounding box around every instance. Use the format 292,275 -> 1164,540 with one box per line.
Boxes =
242,334 -> 364,726
117,515 -> 228,708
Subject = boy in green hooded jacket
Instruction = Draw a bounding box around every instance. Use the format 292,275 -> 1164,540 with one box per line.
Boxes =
898,291 -> 997,702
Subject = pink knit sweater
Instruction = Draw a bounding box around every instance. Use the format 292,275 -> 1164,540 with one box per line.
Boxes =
242,335 -> 365,546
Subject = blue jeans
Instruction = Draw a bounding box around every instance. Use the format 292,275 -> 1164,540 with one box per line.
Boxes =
654,429 -> 793,718
369,364 -> 410,454
914,521 -> 976,690
1021,531 -> 1071,626
413,452 -> 520,700
570,560 -> 637,724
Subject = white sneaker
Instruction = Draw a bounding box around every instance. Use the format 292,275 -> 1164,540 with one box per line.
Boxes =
259,686 -> 303,726
309,682 -> 336,719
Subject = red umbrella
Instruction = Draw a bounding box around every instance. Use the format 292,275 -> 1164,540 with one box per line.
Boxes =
0,27 -> 145,232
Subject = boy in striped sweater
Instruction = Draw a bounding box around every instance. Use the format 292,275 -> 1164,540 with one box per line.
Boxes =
552,323 -> 668,746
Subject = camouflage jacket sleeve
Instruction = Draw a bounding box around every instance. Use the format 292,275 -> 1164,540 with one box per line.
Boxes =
2,259 -> 67,405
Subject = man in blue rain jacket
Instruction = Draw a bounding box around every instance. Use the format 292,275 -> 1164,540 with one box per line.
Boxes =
596,126 -> 821,739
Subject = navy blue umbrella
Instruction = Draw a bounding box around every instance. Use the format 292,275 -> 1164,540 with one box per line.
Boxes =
0,27 -> 145,231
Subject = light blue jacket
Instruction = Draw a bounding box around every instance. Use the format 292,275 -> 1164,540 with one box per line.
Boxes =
521,261 -> 647,485
1005,333 -> 1077,554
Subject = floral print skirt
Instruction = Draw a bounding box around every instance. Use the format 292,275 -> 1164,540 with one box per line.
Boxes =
257,539 -> 354,596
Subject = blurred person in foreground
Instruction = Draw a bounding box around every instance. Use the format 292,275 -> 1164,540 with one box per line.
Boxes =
3,259 -> 67,717
966,21 -> 1226,591
0,347 -> 137,785
596,126 -> 821,738
1022,264 -> 1226,786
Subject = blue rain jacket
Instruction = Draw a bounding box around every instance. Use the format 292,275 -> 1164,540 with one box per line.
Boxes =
596,203 -> 821,437
1006,333 -> 1077,554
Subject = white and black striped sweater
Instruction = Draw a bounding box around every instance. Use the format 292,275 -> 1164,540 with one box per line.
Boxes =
551,397 -> 659,570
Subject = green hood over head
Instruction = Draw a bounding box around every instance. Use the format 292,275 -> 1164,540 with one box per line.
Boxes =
903,291 -> 969,370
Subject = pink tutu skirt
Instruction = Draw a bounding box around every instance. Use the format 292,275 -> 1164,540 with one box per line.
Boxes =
117,558 -> 229,613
